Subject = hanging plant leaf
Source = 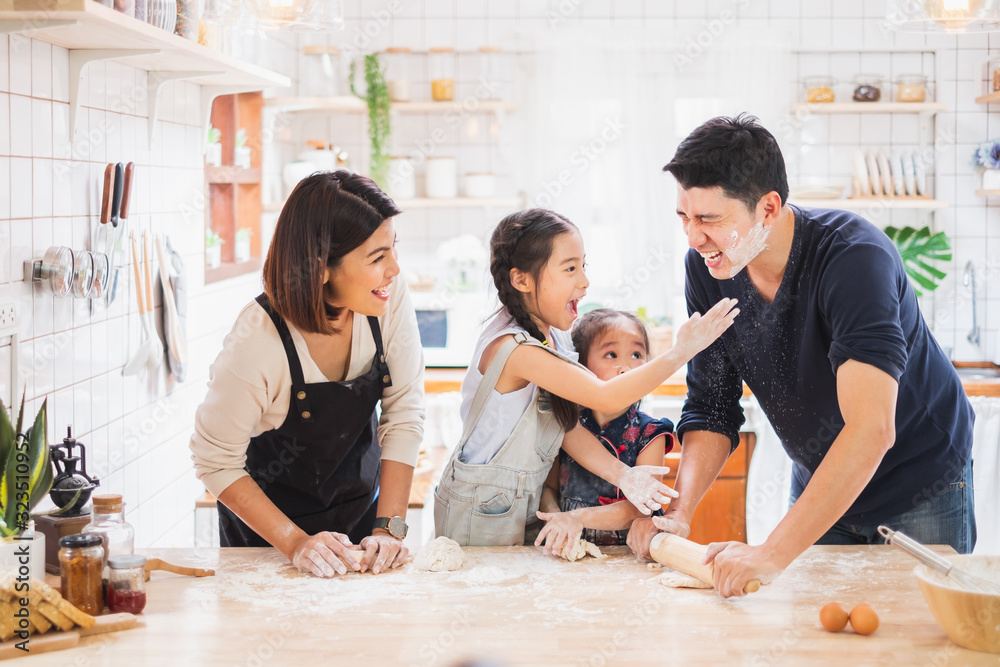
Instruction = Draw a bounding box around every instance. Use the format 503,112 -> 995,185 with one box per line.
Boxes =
884,225 -> 952,297
350,54 -> 391,190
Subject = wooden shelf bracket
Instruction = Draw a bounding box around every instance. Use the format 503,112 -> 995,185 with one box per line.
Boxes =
68,48 -> 160,139
200,85 -> 264,154
148,70 -> 223,145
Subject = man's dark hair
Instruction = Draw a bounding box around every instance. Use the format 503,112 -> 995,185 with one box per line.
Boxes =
663,113 -> 789,213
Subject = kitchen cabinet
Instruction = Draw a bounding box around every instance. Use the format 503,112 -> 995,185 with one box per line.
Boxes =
664,432 -> 755,544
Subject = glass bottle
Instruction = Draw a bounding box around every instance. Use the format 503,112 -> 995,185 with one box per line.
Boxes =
385,47 -> 412,102
896,74 -> 928,102
83,494 -> 135,582
430,47 -> 456,101
803,75 -> 835,103
852,74 -> 883,102
107,554 -> 148,614
59,534 -> 104,615
301,45 -> 342,98
478,46 -> 509,100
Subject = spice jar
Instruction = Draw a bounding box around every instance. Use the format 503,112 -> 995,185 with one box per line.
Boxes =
430,47 -> 456,102
83,494 -> 135,582
385,47 -> 412,102
59,534 -> 104,615
852,74 -> 882,102
896,74 -> 927,102
300,46 -> 342,98
478,46 -> 510,100
804,75 -> 835,103
107,555 -> 147,615
175,0 -> 199,39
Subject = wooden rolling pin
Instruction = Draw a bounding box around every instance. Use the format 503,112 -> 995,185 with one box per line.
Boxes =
650,533 -> 762,594
143,558 -> 215,582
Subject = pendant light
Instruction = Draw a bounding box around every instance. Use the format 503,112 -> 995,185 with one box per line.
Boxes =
886,0 -> 1000,33
204,0 -> 345,31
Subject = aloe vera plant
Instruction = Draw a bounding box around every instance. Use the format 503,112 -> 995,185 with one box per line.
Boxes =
0,395 -> 53,538
884,225 -> 952,297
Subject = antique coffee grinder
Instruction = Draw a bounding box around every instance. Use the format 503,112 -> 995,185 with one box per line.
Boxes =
49,426 -> 100,513
36,426 -> 100,573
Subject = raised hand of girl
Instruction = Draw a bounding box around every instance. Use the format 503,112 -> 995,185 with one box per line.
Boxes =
618,465 -> 679,515
673,297 -> 740,359
535,510 -> 584,556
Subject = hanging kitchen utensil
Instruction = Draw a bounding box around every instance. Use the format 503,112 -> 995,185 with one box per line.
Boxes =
87,252 -> 110,300
160,235 -> 188,382
143,230 -> 164,371
70,249 -> 95,299
108,163 -> 123,257
24,246 -> 75,297
155,234 -> 187,367
122,232 -> 151,377
107,162 -> 134,306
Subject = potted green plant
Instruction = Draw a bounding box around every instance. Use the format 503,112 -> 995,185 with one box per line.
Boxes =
234,228 -> 252,264
884,225 -> 952,296
0,395 -> 52,582
206,229 -> 224,269
234,128 -> 252,170
206,124 -> 222,167
350,53 -> 391,189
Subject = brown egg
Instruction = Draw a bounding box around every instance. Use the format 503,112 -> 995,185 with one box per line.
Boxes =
819,602 -> 849,632
849,604 -> 880,635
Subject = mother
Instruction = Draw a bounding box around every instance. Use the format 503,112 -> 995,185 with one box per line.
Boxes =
190,171 -> 424,577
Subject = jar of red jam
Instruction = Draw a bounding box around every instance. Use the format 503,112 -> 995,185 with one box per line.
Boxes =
107,554 -> 147,614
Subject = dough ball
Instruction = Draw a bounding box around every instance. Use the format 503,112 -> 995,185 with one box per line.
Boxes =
656,568 -> 713,589
413,536 -> 465,572
560,539 -> 607,562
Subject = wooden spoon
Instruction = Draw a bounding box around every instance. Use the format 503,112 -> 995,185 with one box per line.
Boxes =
143,558 -> 215,582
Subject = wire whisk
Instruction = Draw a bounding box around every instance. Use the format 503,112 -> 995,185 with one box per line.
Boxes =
879,525 -> 1000,595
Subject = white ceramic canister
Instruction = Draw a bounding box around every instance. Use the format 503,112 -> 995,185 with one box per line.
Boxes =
388,156 -> 416,200
425,156 -> 457,198
283,160 -> 318,198
464,172 -> 495,198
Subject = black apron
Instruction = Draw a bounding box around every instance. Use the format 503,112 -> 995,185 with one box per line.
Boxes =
218,294 -> 391,547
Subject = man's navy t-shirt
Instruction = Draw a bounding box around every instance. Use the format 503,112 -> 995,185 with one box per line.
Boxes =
677,205 -> 973,521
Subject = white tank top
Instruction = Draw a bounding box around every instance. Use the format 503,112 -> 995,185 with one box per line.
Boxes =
458,310 -> 577,465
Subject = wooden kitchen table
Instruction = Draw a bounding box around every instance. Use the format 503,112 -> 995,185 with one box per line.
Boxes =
12,545 -> 996,666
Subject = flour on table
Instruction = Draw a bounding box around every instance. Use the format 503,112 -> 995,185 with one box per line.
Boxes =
656,568 -> 713,589
560,539 -> 606,562
413,536 -> 465,572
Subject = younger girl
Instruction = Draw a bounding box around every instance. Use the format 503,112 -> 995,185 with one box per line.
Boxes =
536,309 -> 672,553
433,209 -> 738,546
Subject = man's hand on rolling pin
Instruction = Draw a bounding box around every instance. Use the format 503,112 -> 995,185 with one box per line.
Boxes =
617,466 -> 678,515
291,531 -> 362,577
705,541 -> 784,598
626,510 -> 691,559
359,532 -> 409,574
534,511 -> 584,556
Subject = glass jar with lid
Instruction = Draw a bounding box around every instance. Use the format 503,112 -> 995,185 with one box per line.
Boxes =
300,45 -> 342,98
852,74 -> 883,102
59,534 -> 104,615
385,47 -> 412,102
478,46 -> 510,100
896,74 -> 928,102
803,76 -> 835,103
430,47 -> 456,102
107,554 -> 148,614
82,494 -> 135,580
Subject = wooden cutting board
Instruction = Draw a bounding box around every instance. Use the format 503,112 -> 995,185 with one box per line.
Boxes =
0,613 -> 137,660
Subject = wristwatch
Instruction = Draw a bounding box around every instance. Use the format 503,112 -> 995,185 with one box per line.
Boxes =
373,516 -> 408,539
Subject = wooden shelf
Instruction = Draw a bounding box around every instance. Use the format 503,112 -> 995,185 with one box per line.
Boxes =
205,166 -> 262,184
205,257 -> 263,283
975,91 -> 1000,104
264,96 -> 518,114
264,196 -> 521,213
975,189 -> 1000,196
789,102 -> 947,114
0,0 -> 289,142
0,0 -> 288,88
790,198 -> 948,210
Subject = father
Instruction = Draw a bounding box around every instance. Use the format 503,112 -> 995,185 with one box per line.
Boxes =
627,114 -> 976,597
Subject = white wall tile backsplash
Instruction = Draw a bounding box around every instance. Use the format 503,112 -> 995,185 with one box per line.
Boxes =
3,0 -> 1000,550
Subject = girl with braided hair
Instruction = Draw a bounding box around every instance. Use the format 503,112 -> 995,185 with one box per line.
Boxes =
434,209 -> 738,546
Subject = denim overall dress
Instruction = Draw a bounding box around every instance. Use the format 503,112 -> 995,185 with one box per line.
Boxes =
434,332 -> 588,546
